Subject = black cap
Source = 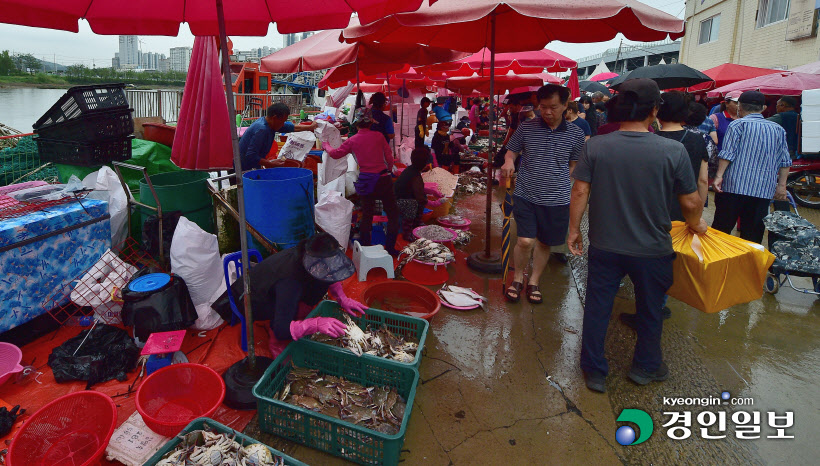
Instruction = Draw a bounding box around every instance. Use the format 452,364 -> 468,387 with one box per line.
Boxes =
739,91 -> 766,106
618,78 -> 661,105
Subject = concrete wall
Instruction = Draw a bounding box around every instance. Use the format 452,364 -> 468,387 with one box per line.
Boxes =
680,0 -> 820,70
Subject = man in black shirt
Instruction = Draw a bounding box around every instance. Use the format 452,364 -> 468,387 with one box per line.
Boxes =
569,79 -> 707,393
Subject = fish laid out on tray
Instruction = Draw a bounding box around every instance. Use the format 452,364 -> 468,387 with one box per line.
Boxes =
156,429 -> 284,465
276,364 -> 407,435
397,238 -> 455,268
437,285 -> 487,310
311,315 -> 419,362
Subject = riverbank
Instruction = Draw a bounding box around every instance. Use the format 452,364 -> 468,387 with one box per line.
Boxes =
0,75 -> 183,90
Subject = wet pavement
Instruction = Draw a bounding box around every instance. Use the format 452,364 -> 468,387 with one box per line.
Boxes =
246,188 -> 820,465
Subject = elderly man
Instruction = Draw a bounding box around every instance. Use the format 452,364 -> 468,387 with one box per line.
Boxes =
500,84 -> 585,304
767,96 -> 800,159
712,91 -> 792,244
239,103 -> 316,171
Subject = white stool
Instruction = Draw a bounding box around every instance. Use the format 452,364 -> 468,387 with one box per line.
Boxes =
352,240 -> 395,281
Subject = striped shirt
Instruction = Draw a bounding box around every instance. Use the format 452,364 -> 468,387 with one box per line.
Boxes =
507,118 -> 586,206
720,114 -> 791,199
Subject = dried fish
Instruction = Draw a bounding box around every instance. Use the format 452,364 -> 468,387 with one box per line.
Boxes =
439,290 -> 482,308
414,224 -> 456,242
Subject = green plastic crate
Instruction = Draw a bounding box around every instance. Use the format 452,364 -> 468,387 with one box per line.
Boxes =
302,300 -> 428,369
143,417 -> 307,466
253,341 -> 419,466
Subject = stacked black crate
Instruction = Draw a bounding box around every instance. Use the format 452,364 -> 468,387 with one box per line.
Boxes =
33,83 -> 134,166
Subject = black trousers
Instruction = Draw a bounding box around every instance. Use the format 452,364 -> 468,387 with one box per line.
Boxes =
712,192 -> 770,244
580,246 -> 675,375
359,175 -> 399,254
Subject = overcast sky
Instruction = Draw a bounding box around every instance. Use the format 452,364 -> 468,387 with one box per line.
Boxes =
0,0 -> 686,68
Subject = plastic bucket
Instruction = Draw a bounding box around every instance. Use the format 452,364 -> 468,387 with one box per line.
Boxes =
0,342 -> 24,386
139,171 -> 214,234
243,168 -> 314,251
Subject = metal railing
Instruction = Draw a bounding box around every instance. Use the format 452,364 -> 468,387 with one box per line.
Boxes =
125,89 -> 184,123
125,89 -> 302,122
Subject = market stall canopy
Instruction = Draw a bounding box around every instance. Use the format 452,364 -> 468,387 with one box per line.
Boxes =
445,73 -> 545,95
791,61 -> 820,74
0,0 -> 436,35
686,63 -> 781,92
420,47 -> 576,75
260,29 -> 469,75
171,36 -> 233,170
590,72 -> 619,82
579,80 -> 612,96
707,71 -> 820,98
340,0 -> 686,53
610,63 -> 713,90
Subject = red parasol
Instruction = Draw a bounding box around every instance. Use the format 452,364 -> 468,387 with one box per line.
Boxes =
423,47 -> 576,74
686,63 -> 781,92
171,36 -> 233,170
707,71 -> 820,98
446,74 -> 546,95
589,71 -> 619,81
0,0 -> 436,35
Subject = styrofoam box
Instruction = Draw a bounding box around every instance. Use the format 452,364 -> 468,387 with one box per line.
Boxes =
802,136 -> 820,153
801,104 -> 820,121
802,88 -> 820,106
803,121 -> 820,136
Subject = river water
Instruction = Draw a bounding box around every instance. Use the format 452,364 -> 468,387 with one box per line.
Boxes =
0,87 -> 74,132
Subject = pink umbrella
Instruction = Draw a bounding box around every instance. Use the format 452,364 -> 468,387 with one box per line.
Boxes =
589,71 -> 619,82
792,61 -> 820,74
686,63 -> 780,92
707,71 -> 820,98
171,36 -> 233,170
424,47 -> 576,74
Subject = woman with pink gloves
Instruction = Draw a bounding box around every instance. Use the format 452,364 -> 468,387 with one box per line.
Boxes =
211,233 -> 367,358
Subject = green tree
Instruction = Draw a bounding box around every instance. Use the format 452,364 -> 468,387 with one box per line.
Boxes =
0,50 -> 16,76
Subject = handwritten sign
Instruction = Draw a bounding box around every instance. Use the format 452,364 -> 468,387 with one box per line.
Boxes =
785,0 -> 818,40
105,411 -> 169,465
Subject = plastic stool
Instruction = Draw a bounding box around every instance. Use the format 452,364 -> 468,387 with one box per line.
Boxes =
223,249 -> 263,352
352,240 -> 395,282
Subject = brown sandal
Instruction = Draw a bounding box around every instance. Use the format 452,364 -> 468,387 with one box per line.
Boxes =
526,284 -> 543,304
505,281 -> 524,303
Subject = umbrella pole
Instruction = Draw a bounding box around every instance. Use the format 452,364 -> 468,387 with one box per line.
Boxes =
216,0 -> 255,369
467,12 -> 502,274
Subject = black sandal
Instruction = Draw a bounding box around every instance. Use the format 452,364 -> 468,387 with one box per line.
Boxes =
526,284 -> 543,304
505,281 -> 524,303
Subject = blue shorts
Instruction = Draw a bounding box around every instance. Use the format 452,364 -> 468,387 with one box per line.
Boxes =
512,196 -> 569,246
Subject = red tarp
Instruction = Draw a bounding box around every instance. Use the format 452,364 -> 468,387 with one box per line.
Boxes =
0,0 -> 434,35
171,36 -> 233,170
687,63 -> 781,92
341,1 -> 686,53
707,71 -> 820,98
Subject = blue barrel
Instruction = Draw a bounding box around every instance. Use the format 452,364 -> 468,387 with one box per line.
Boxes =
243,168 -> 314,251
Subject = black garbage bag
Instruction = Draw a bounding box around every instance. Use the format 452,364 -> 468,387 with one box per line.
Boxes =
48,324 -> 140,389
142,210 -> 182,260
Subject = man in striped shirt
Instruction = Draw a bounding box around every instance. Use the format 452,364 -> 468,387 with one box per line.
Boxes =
500,84 -> 586,304
712,91 -> 792,244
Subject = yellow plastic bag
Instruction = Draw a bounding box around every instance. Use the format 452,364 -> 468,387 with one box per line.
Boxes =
667,221 -> 775,313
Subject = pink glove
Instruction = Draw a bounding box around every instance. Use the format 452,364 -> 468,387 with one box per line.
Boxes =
424,186 -> 444,198
427,197 -> 445,207
290,317 -> 346,340
329,282 -> 368,317
321,141 -> 335,153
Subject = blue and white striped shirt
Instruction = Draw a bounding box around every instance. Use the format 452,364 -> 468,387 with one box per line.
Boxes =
507,118 -> 585,206
720,114 -> 791,199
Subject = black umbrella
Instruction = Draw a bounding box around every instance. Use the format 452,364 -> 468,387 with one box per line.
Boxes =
579,80 -> 612,96
609,63 -> 713,90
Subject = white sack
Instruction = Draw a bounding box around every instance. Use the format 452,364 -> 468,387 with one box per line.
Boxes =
93,166 -> 129,246
278,131 -> 315,162
170,217 -> 224,330
315,190 -> 353,251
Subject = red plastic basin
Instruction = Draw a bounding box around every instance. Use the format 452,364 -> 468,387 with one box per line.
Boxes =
361,281 -> 441,321
142,123 -> 176,148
